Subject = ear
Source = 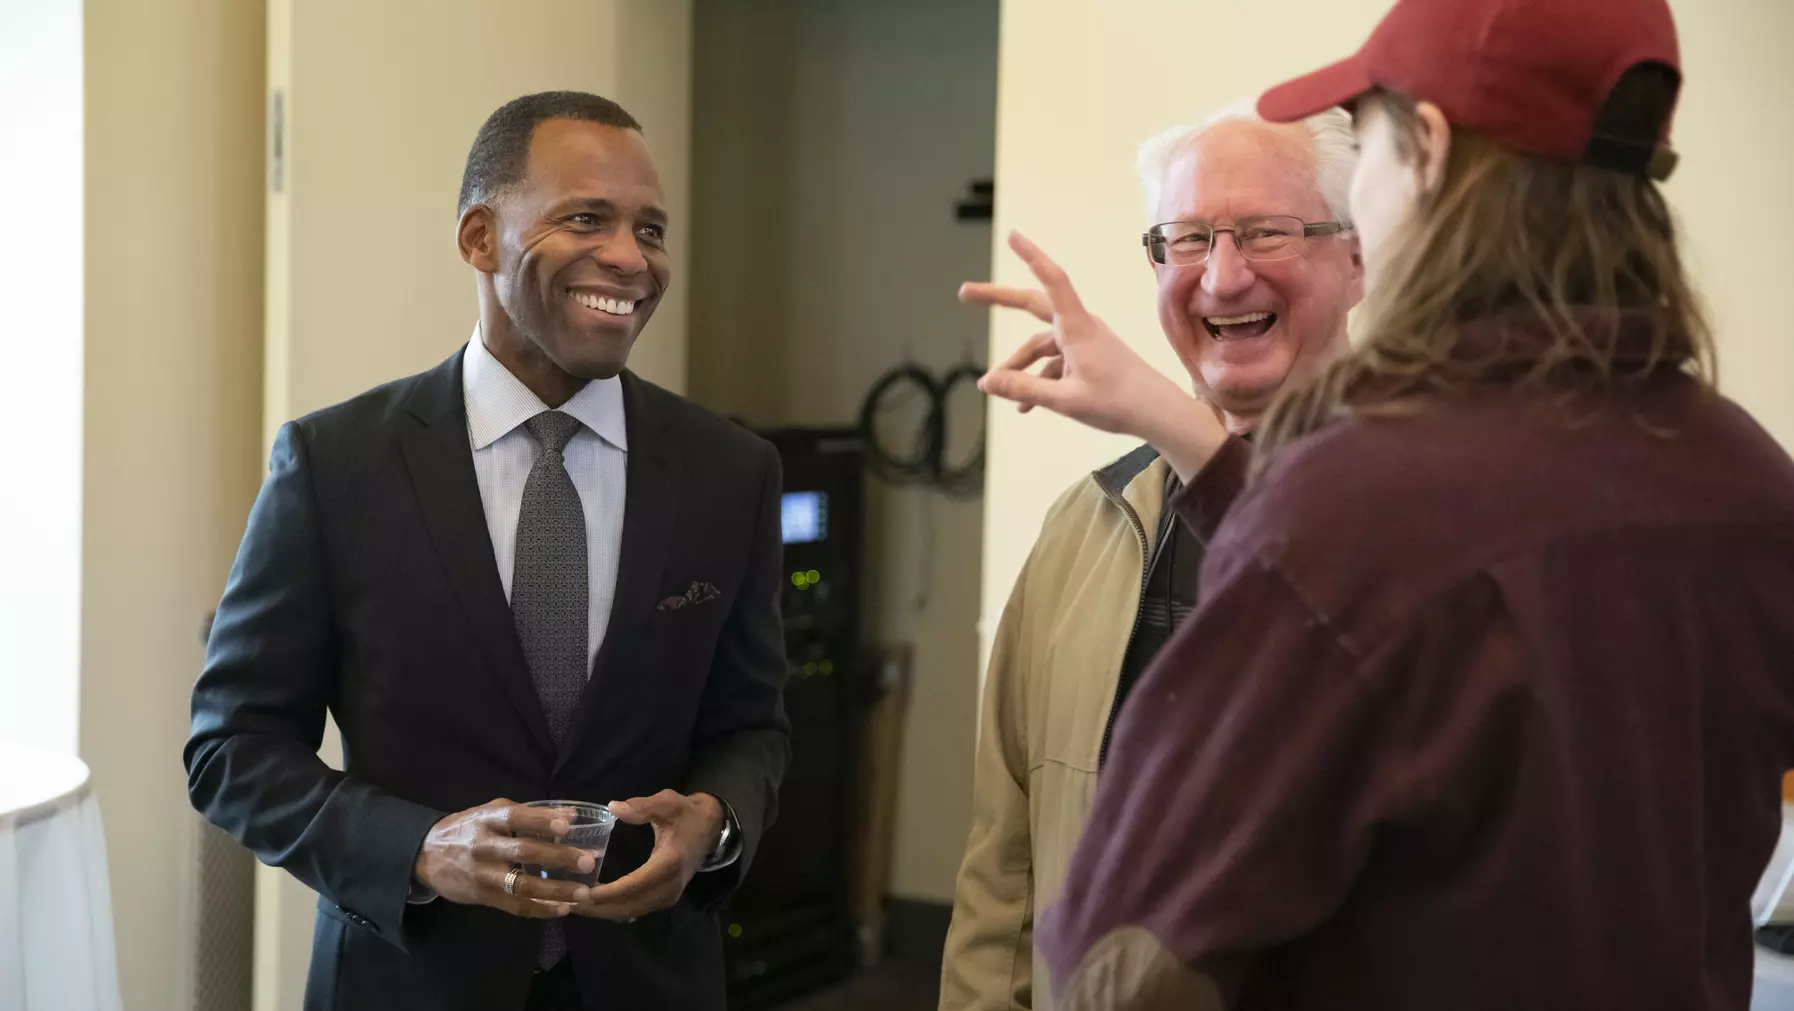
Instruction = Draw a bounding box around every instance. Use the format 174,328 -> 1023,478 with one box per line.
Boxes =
457,204 -> 500,272
1413,100 -> 1453,195
1344,232 -> 1366,307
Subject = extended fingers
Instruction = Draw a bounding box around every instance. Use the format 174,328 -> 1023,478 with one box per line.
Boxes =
994,330 -> 1060,373
959,281 -> 1053,322
1007,232 -> 1087,317
980,368 -> 1065,414
1020,357 -> 1067,413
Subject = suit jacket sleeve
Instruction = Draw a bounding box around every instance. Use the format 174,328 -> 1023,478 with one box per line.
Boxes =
185,421 -> 445,949
683,439 -> 792,907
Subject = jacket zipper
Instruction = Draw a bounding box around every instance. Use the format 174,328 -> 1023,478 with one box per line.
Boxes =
1097,482 -> 1153,770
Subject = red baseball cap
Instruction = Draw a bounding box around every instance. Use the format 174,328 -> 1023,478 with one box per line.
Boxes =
1258,0 -> 1682,180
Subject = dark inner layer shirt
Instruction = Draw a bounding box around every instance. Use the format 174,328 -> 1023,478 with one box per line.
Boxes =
1104,477 -> 1206,767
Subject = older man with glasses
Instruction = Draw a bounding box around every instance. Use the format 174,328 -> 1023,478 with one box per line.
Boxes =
938,104 -> 1362,1011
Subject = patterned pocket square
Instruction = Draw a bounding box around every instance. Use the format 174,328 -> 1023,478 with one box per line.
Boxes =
657,581 -> 722,612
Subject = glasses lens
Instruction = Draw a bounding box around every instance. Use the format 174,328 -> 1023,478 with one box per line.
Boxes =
1153,222 -> 1213,265
1238,216 -> 1303,260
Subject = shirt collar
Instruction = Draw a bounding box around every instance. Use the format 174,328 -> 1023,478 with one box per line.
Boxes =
462,324 -> 628,452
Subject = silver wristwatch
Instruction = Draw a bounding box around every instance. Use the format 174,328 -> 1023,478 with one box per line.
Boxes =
700,805 -> 739,871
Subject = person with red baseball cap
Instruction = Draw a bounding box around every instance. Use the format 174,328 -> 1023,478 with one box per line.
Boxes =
965,0 -> 1794,1008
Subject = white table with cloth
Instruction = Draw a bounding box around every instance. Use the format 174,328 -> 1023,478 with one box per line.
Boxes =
1759,947 -> 1794,1010
0,739 -> 122,1010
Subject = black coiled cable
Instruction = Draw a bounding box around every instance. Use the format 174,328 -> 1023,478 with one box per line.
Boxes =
856,361 -> 986,498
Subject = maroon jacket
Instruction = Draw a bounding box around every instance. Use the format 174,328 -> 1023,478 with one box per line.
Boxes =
1036,317 -> 1794,1010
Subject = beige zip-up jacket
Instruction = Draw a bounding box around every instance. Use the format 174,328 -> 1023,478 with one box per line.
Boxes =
940,446 -> 1172,1011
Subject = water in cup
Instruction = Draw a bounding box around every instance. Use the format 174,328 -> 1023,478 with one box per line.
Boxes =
522,800 -> 615,887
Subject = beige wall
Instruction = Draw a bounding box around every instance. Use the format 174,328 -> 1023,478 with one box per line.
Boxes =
980,0 -> 1794,665
615,0 -> 695,391
1664,0 -> 1794,444
689,0 -> 998,904
82,1 -> 268,1009
257,3 -> 693,1006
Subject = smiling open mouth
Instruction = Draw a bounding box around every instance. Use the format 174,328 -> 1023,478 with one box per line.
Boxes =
1204,311 -> 1277,341
570,291 -> 637,316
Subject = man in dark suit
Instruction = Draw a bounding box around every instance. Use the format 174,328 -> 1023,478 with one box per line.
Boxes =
185,91 -> 790,1010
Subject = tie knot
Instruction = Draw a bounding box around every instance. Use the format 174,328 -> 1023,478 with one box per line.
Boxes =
524,410 -> 582,453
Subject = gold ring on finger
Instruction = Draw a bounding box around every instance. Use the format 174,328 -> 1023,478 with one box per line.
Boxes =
503,866 -> 524,896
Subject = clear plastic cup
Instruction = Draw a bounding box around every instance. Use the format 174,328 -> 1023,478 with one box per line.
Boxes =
522,800 -> 615,887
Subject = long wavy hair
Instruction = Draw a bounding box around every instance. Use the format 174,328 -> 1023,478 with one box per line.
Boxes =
1255,74 -> 1714,459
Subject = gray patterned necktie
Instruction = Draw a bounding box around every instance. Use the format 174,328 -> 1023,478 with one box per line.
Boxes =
511,410 -> 586,971
513,410 -> 589,747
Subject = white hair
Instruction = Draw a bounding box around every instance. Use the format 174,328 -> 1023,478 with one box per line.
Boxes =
1136,100 -> 1357,226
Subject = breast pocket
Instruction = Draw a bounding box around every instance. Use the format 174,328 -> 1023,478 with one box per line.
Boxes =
595,595 -> 730,740
645,594 -> 728,679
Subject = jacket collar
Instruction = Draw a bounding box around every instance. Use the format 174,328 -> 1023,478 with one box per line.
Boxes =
1093,444 -> 1161,499
1092,444 -> 1170,556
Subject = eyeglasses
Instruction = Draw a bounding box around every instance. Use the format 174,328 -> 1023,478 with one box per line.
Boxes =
1142,215 -> 1350,266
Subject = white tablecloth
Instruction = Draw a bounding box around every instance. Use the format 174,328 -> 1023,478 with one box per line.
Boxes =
0,740 -> 121,1011
1758,947 -> 1794,1010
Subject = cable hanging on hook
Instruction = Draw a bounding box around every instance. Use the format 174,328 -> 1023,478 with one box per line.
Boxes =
856,358 -> 986,498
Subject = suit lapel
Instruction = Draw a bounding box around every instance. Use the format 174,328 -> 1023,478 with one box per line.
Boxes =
558,371 -> 681,769
399,349 -> 554,752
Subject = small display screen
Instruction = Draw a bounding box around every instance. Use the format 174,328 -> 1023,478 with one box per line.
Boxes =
781,491 -> 828,545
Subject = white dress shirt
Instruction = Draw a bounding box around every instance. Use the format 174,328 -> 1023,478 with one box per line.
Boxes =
462,328 -> 627,676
